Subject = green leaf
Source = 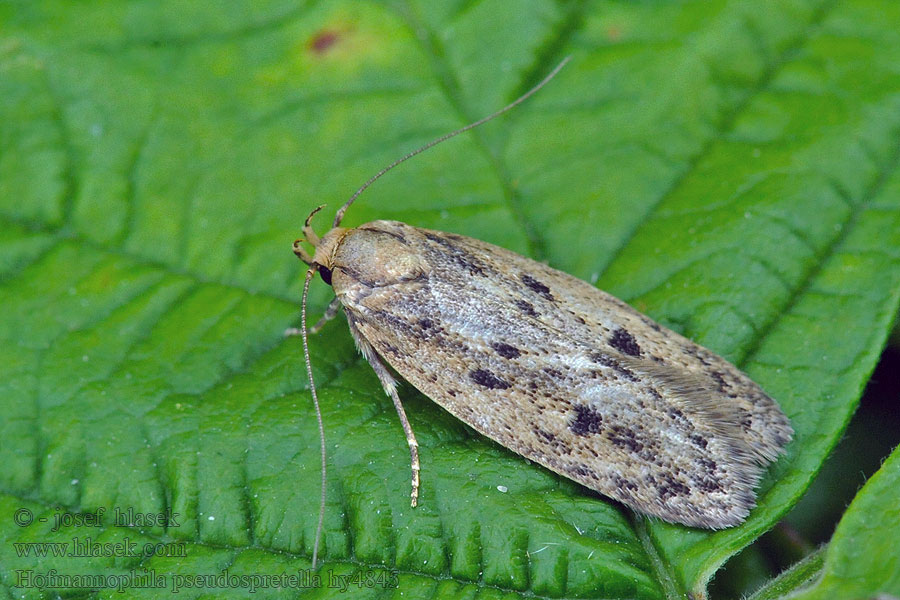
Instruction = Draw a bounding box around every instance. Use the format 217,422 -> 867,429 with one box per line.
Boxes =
1,1 -> 899,598
763,445 -> 900,599
745,549 -> 825,600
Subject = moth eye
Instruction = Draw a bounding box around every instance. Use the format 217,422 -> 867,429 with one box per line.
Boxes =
318,266 -> 333,286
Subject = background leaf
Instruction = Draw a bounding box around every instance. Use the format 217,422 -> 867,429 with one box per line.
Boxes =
1,1 -> 899,598
748,444 -> 900,600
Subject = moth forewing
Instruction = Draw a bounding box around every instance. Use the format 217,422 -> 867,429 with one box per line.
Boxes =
312,220 -> 792,528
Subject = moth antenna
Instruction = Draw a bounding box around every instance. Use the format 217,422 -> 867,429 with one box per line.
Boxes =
301,266 -> 328,570
332,55 -> 572,228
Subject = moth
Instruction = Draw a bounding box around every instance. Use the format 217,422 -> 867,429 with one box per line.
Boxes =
292,58 -> 792,567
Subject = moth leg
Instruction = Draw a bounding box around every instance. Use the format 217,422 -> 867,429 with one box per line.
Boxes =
347,318 -> 421,507
293,244 -> 314,264
284,297 -> 342,337
370,356 -> 421,507
310,297 -> 342,334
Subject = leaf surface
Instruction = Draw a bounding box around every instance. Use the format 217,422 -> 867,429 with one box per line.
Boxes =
1,1 -> 899,598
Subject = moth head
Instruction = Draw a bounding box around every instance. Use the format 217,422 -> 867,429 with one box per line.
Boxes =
293,204 -> 345,286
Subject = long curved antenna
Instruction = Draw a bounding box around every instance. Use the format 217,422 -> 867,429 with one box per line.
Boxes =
332,56 -> 572,228
301,266 -> 328,569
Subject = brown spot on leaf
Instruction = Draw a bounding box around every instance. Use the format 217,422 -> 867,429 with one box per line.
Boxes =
309,30 -> 340,54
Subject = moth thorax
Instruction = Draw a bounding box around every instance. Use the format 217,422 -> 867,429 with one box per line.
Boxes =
333,227 -> 427,286
311,227 -> 347,270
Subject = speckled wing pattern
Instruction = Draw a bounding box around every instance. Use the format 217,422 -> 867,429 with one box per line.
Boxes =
333,220 -> 793,527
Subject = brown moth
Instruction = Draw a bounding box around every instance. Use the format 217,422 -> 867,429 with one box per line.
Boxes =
292,58 -> 792,567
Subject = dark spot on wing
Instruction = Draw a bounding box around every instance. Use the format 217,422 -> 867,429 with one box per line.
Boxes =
608,425 -> 642,453
698,457 -> 717,471
639,313 -> 663,333
612,474 -> 638,492
569,404 -> 603,436
370,309 -> 420,339
567,464 -> 598,480
469,369 -> 510,390
690,434 -> 708,449
672,410 -> 697,434
520,274 -> 554,300
336,265 -> 377,288
515,299 -> 538,317
682,344 -> 714,366
533,427 -> 557,443
425,232 -> 487,276
659,476 -> 691,500
418,318 -> 434,330
491,342 -> 521,359
542,367 -> 564,379
710,370 -> 728,393
590,352 -> 637,381
697,477 -> 723,493
609,328 -> 641,356
533,427 -> 571,455
590,352 -> 607,365
359,224 -> 409,244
